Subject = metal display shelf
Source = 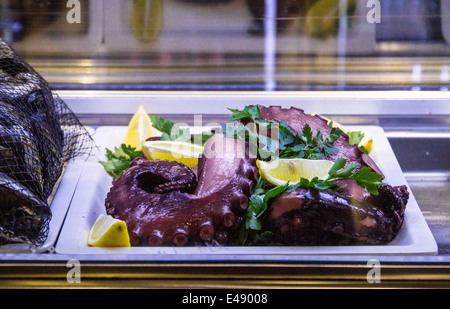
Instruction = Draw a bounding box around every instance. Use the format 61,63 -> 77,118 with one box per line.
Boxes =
0,91 -> 449,288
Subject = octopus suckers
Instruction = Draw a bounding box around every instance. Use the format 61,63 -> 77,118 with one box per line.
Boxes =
105,134 -> 256,247
104,106 -> 409,247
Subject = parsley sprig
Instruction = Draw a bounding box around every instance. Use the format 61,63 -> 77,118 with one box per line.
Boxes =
347,130 -> 364,146
298,158 -> 385,195
226,105 -> 344,161
99,144 -> 144,179
347,130 -> 370,154
279,122 -> 343,159
239,177 -> 298,245
150,115 -> 190,142
240,158 -> 385,245
228,105 -> 263,122
100,115 -> 215,178
150,115 -> 214,146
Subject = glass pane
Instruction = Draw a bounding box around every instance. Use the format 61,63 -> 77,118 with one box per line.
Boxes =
1,0 -> 449,90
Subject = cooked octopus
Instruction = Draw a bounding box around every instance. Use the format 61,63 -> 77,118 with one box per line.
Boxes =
105,134 -> 257,246
257,105 -> 383,175
105,105 -> 409,246
254,106 -> 409,245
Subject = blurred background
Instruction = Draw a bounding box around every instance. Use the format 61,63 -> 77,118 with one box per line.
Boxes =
1,0 -> 449,91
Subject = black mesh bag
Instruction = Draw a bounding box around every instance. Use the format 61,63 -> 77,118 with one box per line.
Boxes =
0,38 -> 93,247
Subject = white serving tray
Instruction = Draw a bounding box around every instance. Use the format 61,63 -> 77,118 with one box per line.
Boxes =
55,125 -> 437,255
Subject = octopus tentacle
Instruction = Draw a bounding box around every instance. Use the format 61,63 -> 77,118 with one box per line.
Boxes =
256,105 -> 384,176
105,134 -> 256,246
255,105 -> 409,245
130,157 -> 197,194
105,105 -> 409,246
265,184 -> 408,245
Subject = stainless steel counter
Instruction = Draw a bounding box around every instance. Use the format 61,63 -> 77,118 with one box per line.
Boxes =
1,0 -> 450,287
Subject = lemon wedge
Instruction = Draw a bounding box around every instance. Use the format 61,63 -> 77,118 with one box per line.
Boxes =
257,158 -> 334,187
312,114 -> 373,153
87,214 -> 131,247
124,104 -> 156,150
142,140 -> 203,168
360,136 -> 373,153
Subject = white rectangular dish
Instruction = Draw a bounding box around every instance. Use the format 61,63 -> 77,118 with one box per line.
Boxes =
55,125 -> 437,255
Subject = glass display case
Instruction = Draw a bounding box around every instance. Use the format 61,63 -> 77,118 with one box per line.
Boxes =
0,0 -> 449,288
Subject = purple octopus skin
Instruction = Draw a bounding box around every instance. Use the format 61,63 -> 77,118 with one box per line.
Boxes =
105,134 -> 257,246
129,157 -> 197,194
257,105 -> 384,176
254,106 -> 409,245
265,185 -> 408,245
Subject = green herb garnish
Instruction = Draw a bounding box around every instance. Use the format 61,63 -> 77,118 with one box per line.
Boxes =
150,115 -> 215,146
239,177 -> 298,245
347,130 -> 365,146
349,130 -> 370,154
228,105 -> 262,122
282,123 -> 343,159
240,158 -> 385,244
150,115 -> 191,142
297,158 -> 385,195
226,105 -> 343,161
99,144 -> 144,179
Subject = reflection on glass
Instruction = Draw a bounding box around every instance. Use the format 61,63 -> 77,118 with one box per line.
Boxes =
0,0 -> 448,90
131,0 -> 162,44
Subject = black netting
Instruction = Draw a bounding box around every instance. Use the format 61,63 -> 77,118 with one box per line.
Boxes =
0,38 -> 93,247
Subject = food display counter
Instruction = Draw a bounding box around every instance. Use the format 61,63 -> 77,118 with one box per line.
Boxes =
0,0 -> 449,289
